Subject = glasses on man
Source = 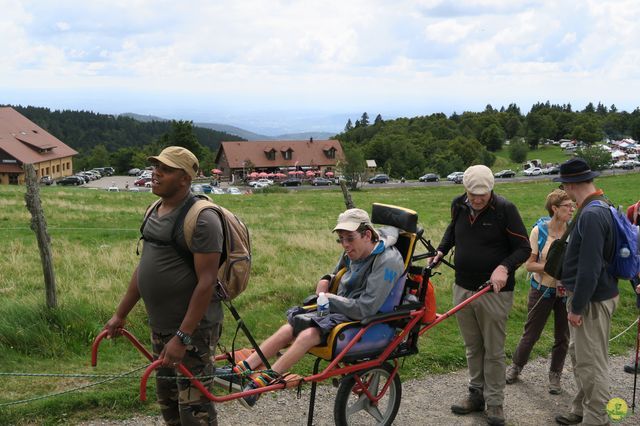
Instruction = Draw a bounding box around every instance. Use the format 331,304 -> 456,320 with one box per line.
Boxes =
336,234 -> 360,244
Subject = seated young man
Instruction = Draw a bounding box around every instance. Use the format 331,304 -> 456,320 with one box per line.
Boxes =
220,208 -> 405,407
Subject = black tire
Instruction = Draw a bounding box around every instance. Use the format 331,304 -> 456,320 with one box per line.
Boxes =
334,362 -> 401,426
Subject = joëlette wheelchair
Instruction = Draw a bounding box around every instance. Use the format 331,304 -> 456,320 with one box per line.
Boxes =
91,203 -> 491,426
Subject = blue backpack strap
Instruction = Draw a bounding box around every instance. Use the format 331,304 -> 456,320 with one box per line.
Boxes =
534,216 -> 550,259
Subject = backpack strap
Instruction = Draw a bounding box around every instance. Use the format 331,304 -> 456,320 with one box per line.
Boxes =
536,218 -> 550,260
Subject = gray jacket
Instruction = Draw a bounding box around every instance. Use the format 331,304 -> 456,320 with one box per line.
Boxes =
328,239 -> 405,320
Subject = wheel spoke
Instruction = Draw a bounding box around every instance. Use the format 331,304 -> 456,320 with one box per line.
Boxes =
346,393 -> 370,416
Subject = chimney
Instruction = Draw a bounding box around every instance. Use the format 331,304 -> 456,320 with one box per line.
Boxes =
309,137 -> 313,143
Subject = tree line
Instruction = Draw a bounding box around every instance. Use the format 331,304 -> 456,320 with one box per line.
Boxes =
336,102 -> 640,179
8,105 -> 243,173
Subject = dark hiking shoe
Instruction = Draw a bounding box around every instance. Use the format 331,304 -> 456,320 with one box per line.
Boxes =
555,412 -> 583,425
624,362 -> 638,374
486,405 -> 505,426
451,389 -> 485,415
240,380 -> 261,408
505,364 -> 521,384
213,366 -> 244,391
548,371 -> 562,395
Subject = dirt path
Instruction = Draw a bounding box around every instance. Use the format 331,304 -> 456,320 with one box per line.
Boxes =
80,353 -> 638,425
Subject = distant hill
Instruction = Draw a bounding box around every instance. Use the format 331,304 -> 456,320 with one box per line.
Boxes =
120,113 -> 335,141
194,122 -> 271,141
275,131 -> 335,140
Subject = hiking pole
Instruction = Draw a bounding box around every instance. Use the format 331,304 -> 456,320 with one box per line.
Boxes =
632,326 -> 638,414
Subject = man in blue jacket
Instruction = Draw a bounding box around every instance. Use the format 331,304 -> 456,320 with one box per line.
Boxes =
218,208 -> 405,408
553,158 -> 619,426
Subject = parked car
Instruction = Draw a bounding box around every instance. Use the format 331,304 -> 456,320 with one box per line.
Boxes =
447,171 -> 464,181
494,169 -> 516,178
418,173 -> 439,182
211,187 -> 225,195
134,177 -> 152,186
57,176 -> 84,186
128,168 -> 141,176
523,167 -> 543,176
248,181 -> 269,188
614,160 -> 635,170
102,167 -> 115,176
281,178 -> 303,187
311,177 -> 332,186
542,166 -> 560,175
368,174 -> 390,184
452,174 -> 464,184
40,175 -> 53,185
226,187 -> 242,195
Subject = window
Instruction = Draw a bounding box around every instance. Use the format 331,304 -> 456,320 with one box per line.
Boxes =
282,149 -> 293,160
265,149 -> 276,160
324,148 -> 336,159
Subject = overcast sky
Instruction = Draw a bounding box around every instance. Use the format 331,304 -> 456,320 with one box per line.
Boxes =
2,0 -> 639,134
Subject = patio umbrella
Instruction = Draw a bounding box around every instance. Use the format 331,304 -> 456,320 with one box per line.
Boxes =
211,168 -> 222,174
296,171 -> 305,175
258,172 -> 268,178
288,170 -> 297,175
275,173 -> 286,178
306,170 -> 315,177
267,173 -> 275,177
249,172 -> 259,178
325,171 -> 334,177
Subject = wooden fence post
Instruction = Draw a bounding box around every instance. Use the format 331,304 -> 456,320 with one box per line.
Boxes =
340,180 -> 355,209
23,164 -> 57,308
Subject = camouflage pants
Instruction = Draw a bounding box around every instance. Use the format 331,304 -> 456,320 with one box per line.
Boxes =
151,325 -> 221,426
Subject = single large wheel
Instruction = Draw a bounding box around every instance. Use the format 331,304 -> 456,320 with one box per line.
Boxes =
334,362 -> 402,426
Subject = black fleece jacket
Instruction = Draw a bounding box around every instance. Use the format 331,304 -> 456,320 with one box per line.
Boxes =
437,193 -> 531,291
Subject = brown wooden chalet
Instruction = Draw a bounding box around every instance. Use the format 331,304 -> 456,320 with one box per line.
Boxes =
215,138 -> 344,182
0,107 -> 78,185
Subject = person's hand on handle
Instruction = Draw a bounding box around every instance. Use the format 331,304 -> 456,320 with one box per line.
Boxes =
489,265 -> 508,293
428,250 -> 445,268
104,315 -> 126,339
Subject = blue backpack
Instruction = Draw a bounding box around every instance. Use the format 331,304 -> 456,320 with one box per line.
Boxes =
586,200 -> 640,280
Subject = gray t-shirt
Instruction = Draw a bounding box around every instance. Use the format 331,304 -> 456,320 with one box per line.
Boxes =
137,196 -> 224,333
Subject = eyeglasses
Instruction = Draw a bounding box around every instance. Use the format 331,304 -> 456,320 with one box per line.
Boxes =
336,234 -> 360,244
558,203 -> 575,209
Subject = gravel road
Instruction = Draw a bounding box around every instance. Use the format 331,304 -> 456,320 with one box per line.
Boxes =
80,353 -> 639,425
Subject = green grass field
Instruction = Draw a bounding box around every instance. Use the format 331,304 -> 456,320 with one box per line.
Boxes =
1,174 -> 640,424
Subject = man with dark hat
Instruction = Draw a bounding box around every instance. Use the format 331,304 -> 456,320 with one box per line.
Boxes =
553,158 -> 619,426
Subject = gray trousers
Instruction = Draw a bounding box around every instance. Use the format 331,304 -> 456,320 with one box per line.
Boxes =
566,294 -> 618,425
454,284 -> 513,406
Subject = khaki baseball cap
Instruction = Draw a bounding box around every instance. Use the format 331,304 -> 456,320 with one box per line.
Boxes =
148,146 -> 199,178
333,208 -> 379,239
463,165 -> 495,195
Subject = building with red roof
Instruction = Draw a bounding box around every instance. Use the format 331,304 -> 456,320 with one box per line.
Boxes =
0,107 -> 78,185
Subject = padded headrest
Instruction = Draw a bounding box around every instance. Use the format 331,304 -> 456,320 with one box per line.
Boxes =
371,203 -> 418,234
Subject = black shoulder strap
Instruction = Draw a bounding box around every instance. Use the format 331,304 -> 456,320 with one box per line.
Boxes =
138,195 -> 198,268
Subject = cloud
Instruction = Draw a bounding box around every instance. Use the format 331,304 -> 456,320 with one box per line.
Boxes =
1,0 -> 639,127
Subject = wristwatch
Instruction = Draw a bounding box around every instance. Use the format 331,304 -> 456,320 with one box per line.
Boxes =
175,329 -> 193,346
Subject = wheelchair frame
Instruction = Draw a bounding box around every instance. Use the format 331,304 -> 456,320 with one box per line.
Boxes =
91,204 -> 491,426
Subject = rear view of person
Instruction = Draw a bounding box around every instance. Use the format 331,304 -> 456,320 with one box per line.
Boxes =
506,189 -> 573,394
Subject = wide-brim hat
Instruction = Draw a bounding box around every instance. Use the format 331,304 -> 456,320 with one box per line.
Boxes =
553,157 -> 600,183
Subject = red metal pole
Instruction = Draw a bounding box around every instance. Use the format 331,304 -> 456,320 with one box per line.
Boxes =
419,285 -> 492,336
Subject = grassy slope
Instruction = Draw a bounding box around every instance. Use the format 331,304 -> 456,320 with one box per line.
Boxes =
1,174 -> 640,423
